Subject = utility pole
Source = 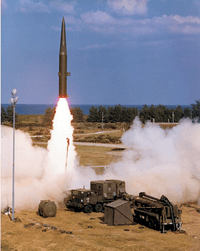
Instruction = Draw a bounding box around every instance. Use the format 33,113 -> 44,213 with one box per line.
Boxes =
172,111 -> 174,123
10,88 -> 18,221
102,112 -> 104,130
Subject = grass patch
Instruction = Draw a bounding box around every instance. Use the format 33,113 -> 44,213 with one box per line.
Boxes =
74,130 -> 123,144
32,142 -> 48,149
2,207 -> 200,251
159,124 -> 178,130
18,114 -> 43,123
74,134 -> 122,144
31,144 -> 123,168
75,145 -> 120,166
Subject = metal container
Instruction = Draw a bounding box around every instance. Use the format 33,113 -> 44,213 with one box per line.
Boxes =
38,200 -> 57,218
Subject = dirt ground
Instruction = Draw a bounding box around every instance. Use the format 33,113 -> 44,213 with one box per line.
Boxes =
1,205 -> 200,251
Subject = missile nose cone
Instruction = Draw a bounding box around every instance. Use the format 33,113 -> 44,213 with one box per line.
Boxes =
60,17 -> 66,53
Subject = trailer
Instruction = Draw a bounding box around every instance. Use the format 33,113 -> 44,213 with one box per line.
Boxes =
132,192 -> 182,232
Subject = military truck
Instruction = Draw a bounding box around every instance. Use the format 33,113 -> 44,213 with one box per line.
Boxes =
66,180 -> 126,213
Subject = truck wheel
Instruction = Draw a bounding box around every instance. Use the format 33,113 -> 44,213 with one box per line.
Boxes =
154,221 -> 160,231
148,217 -> 154,229
66,201 -> 72,209
95,203 -> 103,212
84,205 -> 93,213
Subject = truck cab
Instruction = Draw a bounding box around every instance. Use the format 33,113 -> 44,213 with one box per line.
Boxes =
67,189 -> 97,211
66,180 -> 126,213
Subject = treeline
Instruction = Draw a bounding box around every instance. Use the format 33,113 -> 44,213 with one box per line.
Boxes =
1,106 -> 19,123
87,105 -> 138,123
2,100 -> 200,125
87,100 -> 200,123
1,105 -> 85,125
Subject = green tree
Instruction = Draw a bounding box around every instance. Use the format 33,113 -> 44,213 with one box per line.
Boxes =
155,105 -> 170,122
140,104 -> 150,123
87,106 -> 100,122
191,100 -> 200,118
113,104 -> 123,122
107,104 -> 128,123
99,106 -> 108,123
126,107 -> 138,123
6,106 -> 19,123
174,105 -> 184,122
148,105 -> 157,122
183,107 -> 191,118
43,107 -> 55,125
70,107 -> 84,122
140,104 -> 174,123
107,106 -> 116,123
121,106 -> 127,122
1,106 -> 8,123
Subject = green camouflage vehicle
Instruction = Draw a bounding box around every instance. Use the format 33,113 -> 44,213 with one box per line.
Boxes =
132,192 -> 182,232
66,180 -> 126,213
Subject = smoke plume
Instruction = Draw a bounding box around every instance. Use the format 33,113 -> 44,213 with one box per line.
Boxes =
104,117 -> 200,203
1,114 -> 200,211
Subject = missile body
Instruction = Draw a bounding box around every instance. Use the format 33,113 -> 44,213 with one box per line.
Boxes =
58,17 -> 70,98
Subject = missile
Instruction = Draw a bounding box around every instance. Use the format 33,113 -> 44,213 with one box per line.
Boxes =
58,17 -> 70,98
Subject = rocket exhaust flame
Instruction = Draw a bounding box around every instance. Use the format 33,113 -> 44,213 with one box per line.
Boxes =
47,98 -> 74,174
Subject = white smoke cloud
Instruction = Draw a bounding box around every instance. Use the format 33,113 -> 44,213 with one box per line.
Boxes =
1,126 -> 50,210
2,114 -> 200,212
1,99 -> 99,212
103,117 -> 200,204
1,99 -> 77,211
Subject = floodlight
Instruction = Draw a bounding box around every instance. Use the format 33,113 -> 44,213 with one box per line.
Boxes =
9,98 -> 14,104
11,88 -> 17,97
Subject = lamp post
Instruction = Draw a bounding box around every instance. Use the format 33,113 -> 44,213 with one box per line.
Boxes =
172,111 -> 175,123
102,112 -> 104,130
9,88 -> 18,221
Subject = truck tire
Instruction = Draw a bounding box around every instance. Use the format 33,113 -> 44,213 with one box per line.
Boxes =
66,200 -> 72,209
94,203 -> 103,212
154,221 -> 160,231
84,205 -> 93,213
148,217 -> 154,229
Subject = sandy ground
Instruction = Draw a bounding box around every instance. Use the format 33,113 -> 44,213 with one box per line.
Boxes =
1,205 -> 200,251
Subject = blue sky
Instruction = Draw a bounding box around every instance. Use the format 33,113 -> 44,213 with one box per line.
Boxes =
1,0 -> 200,105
